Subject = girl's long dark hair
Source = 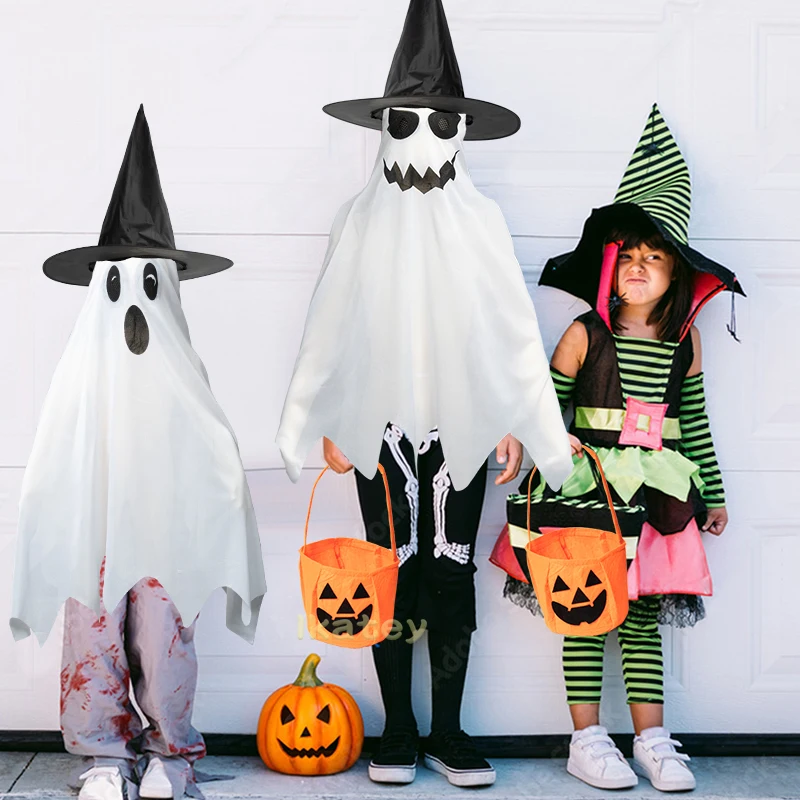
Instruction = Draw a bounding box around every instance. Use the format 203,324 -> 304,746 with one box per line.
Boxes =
605,227 -> 693,342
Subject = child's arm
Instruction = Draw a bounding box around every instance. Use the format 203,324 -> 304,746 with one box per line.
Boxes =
681,327 -> 728,535
551,321 -> 588,378
550,322 -> 588,457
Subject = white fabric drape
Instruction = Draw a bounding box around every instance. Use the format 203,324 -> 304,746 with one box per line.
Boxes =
11,258 -> 266,644
277,108 -> 572,491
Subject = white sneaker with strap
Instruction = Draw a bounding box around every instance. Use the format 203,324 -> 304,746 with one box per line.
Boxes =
78,767 -> 124,800
567,725 -> 638,790
633,727 -> 696,792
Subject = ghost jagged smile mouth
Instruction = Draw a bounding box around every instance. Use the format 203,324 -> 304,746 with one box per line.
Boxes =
278,736 -> 340,759
124,305 -> 149,355
383,153 -> 458,194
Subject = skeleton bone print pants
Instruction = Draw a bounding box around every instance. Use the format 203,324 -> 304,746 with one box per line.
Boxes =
60,561 -> 206,798
355,425 -> 488,633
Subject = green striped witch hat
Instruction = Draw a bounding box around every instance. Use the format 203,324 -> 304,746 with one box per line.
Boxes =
540,103 -> 744,336
613,104 -> 691,245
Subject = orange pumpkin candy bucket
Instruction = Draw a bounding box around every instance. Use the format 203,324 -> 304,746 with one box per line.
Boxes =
299,464 -> 399,647
525,445 -> 629,637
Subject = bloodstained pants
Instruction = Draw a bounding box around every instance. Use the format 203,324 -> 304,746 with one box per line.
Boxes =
60,570 -> 205,798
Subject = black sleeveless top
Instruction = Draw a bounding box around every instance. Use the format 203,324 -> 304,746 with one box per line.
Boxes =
569,311 -> 704,534
571,310 -> 694,451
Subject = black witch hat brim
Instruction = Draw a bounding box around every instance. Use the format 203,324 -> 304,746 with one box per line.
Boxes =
322,95 -> 521,141
43,246 -> 233,287
540,203 -> 745,306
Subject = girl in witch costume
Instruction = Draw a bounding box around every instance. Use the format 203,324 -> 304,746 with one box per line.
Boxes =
278,0 -> 571,790
499,105 -> 744,792
10,107 -> 266,800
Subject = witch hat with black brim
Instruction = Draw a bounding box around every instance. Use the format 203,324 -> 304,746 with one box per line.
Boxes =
322,0 -> 520,141
540,104 -> 744,335
43,105 -> 232,286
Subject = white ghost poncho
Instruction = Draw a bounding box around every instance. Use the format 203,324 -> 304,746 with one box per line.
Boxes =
11,258 -> 266,644
277,108 -> 572,491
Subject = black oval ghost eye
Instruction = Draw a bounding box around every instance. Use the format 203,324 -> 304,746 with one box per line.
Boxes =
280,705 -> 295,725
388,108 -> 419,140
429,112 -> 460,139
143,263 -> 158,301
317,705 -> 331,724
106,266 -> 121,302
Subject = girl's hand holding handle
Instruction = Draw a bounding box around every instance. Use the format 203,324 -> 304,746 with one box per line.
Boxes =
568,433 -> 583,458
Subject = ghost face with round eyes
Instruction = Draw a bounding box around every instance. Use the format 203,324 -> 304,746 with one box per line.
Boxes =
380,107 -> 466,194
94,257 -> 189,358
104,260 -> 161,354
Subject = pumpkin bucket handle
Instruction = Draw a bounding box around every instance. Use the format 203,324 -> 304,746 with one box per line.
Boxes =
526,444 -> 623,546
303,463 -> 397,559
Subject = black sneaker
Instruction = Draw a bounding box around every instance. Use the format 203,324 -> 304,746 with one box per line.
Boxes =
424,730 -> 496,787
368,728 -> 419,784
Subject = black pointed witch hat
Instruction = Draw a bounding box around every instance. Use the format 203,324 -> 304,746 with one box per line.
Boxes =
323,0 -> 520,141
43,106 -> 232,286
540,104 -> 744,310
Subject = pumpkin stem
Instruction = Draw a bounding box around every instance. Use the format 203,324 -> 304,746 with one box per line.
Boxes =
294,654 -> 324,687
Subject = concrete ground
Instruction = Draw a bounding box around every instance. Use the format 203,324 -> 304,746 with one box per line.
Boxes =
1,752 -> 799,800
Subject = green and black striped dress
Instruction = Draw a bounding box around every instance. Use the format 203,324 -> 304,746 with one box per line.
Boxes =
551,335 -> 725,508
551,335 -> 724,705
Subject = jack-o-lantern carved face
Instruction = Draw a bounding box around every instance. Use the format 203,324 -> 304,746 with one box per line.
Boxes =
315,582 -> 373,636
277,702 -> 339,759
257,654 -> 364,775
550,570 -> 608,626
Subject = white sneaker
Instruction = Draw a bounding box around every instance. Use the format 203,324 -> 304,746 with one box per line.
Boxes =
567,725 -> 638,790
139,757 -> 174,799
633,727 -> 696,792
78,767 -> 124,800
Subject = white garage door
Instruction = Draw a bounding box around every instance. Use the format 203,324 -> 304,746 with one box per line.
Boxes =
1,0 -> 798,737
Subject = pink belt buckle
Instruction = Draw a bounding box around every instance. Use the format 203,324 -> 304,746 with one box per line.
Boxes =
618,396 -> 668,450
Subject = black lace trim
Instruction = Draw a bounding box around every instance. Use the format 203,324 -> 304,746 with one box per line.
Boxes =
656,594 -> 706,628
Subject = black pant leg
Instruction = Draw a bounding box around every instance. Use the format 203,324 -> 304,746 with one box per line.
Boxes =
354,424 -> 420,733
355,423 -> 421,623
416,434 -> 488,634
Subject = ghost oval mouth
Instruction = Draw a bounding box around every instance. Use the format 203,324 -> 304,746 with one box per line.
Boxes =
383,152 -> 458,194
124,305 -> 150,355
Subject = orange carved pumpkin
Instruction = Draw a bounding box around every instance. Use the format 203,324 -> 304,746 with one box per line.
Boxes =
256,653 -> 364,775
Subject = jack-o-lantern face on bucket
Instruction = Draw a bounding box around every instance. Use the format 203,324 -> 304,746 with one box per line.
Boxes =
315,582 -> 373,636
550,570 -> 608,626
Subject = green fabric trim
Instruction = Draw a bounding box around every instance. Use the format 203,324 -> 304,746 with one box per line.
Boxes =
558,447 -> 704,505
575,407 -> 682,439
508,523 -> 640,560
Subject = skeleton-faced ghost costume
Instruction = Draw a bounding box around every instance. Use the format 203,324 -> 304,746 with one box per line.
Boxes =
10,107 -> 266,798
278,0 -> 571,784
277,2 -> 571,494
